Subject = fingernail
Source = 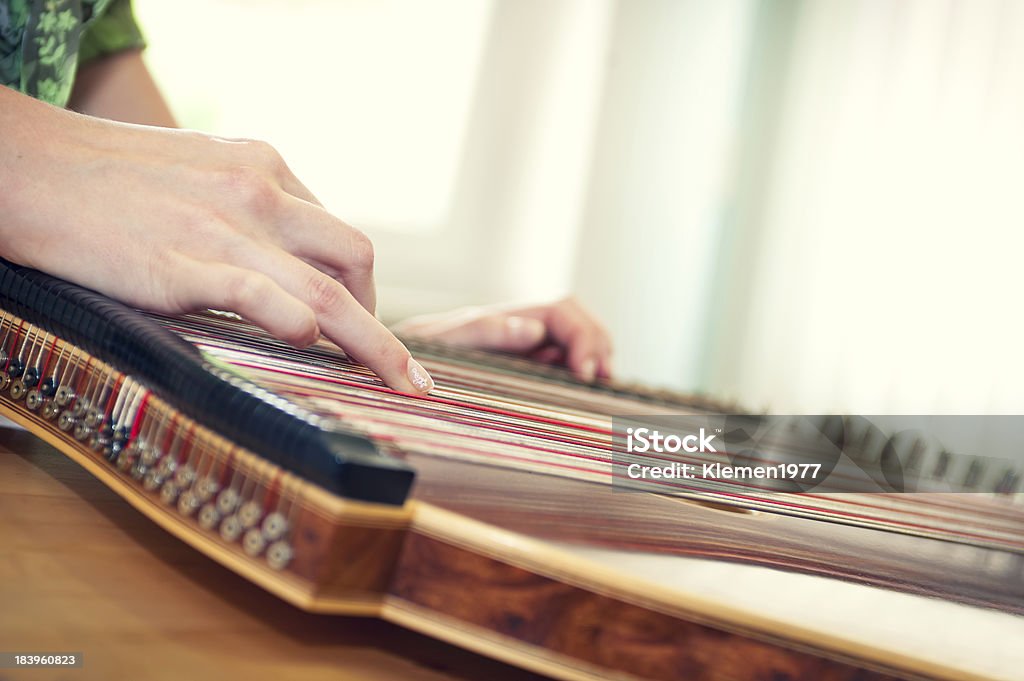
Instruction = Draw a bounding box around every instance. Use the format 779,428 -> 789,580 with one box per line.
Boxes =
407,357 -> 435,394
580,357 -> 597,383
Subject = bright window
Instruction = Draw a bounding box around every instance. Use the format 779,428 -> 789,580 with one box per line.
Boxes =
135,0 -> 494,232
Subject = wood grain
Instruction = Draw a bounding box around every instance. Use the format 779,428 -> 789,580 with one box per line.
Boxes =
0,427 -> 547,681
388,528 -> 906,681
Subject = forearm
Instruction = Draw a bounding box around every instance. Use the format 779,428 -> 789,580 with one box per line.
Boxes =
68,49 -> 177,128
0,85 -> 68,226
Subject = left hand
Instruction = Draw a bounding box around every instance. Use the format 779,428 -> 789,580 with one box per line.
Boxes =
392,297 -> 613,382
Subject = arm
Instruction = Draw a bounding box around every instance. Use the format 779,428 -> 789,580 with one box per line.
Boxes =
68,49 -> 177,127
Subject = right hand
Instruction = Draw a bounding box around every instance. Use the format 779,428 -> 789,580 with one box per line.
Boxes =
0,86 -> 433,394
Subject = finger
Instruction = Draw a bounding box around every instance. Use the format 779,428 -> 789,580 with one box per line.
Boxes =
231,244 -> 432,394
529,345 -> 566,365
277,194 -> 377,313
169,258 -> 320,347
424,314 -> 547,353
537,302 -> 608,382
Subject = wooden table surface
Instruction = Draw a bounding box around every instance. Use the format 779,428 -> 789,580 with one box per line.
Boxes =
0,426 -> 548,681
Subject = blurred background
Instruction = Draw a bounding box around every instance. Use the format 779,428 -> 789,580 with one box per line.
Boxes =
134,0 -> 1024,415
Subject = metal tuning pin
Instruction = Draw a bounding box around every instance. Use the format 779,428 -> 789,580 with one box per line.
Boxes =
242,528 -> 267,556
195,477 -> 220,502
41,401 -> 60,420
238,500 -> 263,529
173,465 -> 195,489
57,410 -> 76,432
70,398 -> 89,419
159,481 -> 180,506
54,385 -> 75,407
8,378 -> 27,401
142,468 -> 164,492
7,357 -> 24,379
261,512 -> 289,542
215,488 -> 240,515
177,490 -> 201,517
116,447 -> 135,472
130,460 -> 149,481
197,503 -> 221,530
219,514 -> 243,542
156,456 -> 177,478
84,407 -> 104,429
25,389 -> 43,411
266,541 -> 294,571
73,421 -> 92,442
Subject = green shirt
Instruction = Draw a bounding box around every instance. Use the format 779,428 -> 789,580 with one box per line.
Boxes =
0,0 -> 145,107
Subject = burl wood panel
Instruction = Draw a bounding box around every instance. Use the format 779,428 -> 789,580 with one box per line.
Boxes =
389,532 -> 906,681
291,509 -> 407,598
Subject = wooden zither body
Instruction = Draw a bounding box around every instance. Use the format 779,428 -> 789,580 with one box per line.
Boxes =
0,260 -> 1021,681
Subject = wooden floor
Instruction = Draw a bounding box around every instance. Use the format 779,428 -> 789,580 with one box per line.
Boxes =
0,426 -> 548,681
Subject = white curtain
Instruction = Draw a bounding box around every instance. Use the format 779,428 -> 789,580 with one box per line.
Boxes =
708,0 -> 1024,415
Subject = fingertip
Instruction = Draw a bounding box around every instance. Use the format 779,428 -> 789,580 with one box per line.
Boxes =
578,357 -> 597,383
297,324 -> 322,349
406,356 -> 435,395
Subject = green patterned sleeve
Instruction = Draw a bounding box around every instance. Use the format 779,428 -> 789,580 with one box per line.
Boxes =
78,0 -> 146,64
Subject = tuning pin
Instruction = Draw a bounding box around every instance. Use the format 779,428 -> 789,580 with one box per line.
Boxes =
243,528 -> 267,556
73,421 -> 92,442
142,468 -> 164,492
266,541 -> 294,570
22,366 -> 39,388
40,377 -> 57,397
58,411 -> 76,432
220,514 -> 243,542
159,481 -> 180,506
198,503 -> 221,530
261,512 -> 289,541
25,389 -> 43,411
54,385 -> 75,407
216,488 -> 240,515
177,490 -> 201,517
238,500 -> 263,529
8,379 -> 27,401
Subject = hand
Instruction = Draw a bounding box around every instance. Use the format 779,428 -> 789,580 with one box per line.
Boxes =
0,86 -> 433,394
393,298 -> 613,382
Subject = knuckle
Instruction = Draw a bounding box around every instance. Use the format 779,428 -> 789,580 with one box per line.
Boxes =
305,274 -> 345,313
246,139 -> 287,173
221,166 -> 278,215
348,229 -> 375,269
224,271 -> 268,311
